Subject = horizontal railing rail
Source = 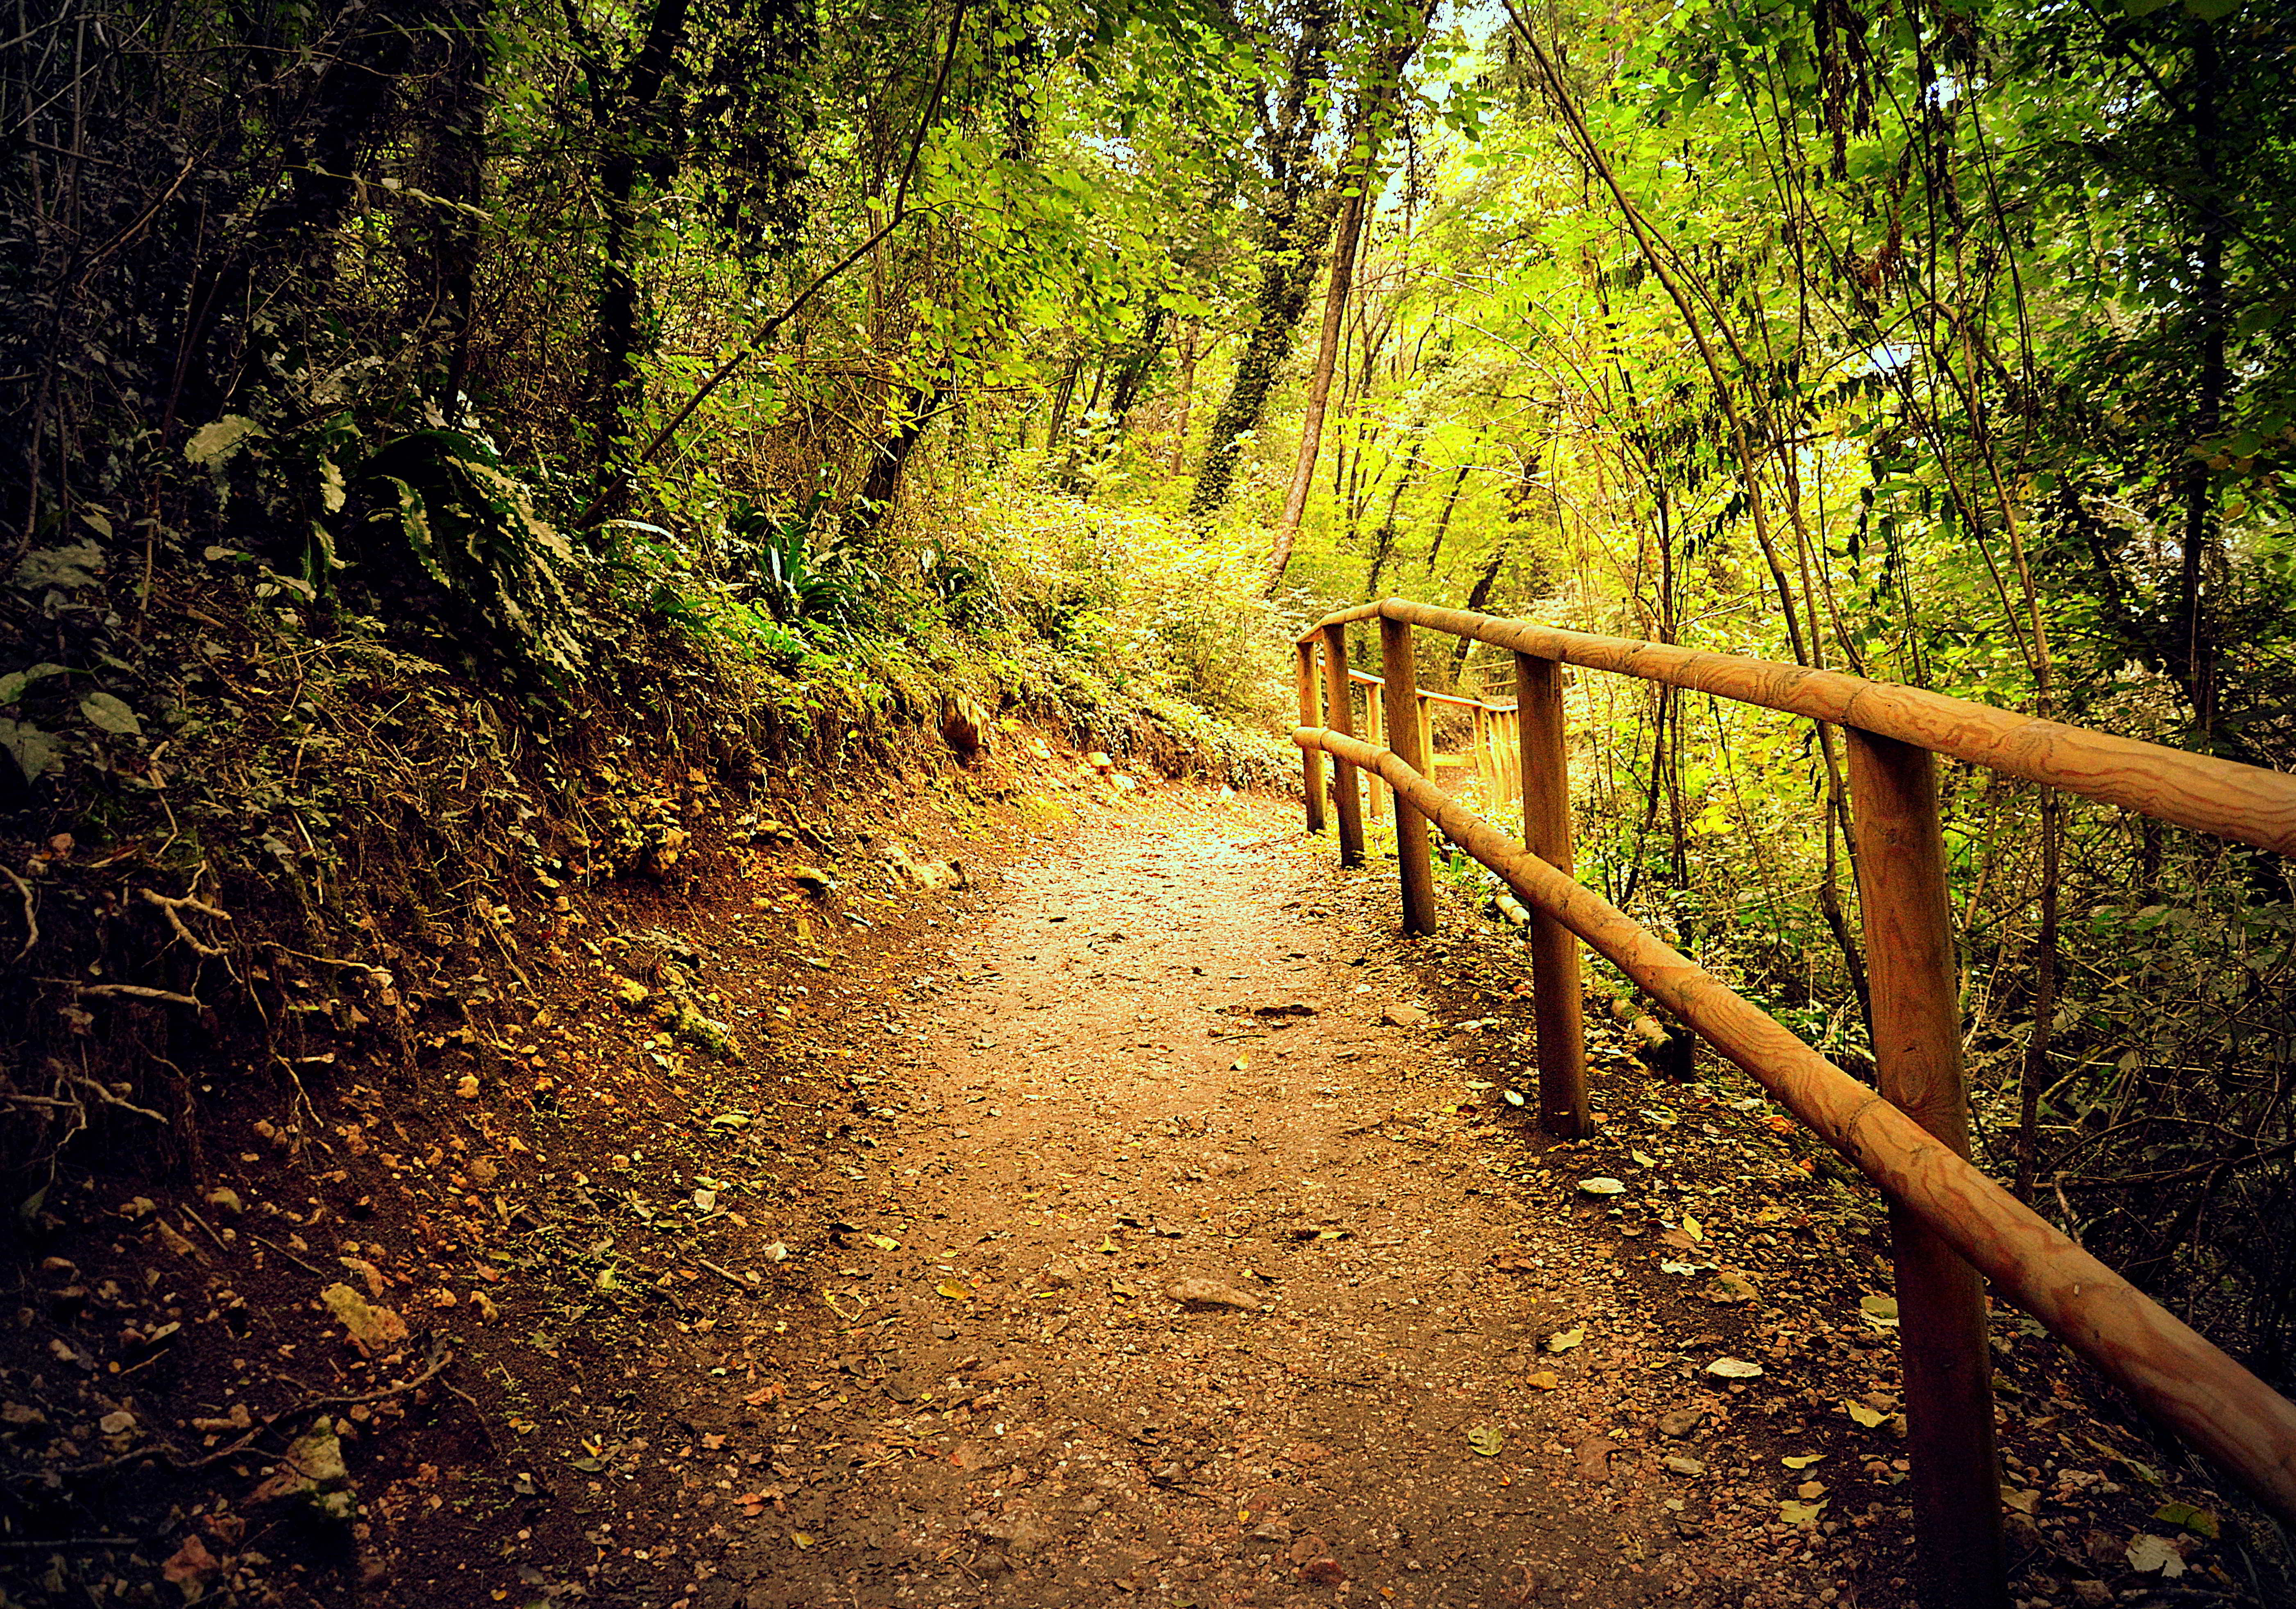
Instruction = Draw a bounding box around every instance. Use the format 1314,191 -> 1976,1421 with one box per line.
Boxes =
1290,598 -> 2296,1609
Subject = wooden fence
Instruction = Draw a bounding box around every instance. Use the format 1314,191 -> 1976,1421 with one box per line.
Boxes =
1291,599 -> 2296,1609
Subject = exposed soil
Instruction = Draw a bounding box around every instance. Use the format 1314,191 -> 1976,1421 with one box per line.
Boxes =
0,756 -> 2275,1609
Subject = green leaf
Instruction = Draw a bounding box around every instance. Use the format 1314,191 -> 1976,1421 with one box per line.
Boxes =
0,664 -> 65,705
1466,1425 -> 1504,1456
0,719 -> 61,782
79,692 -> 140,736
2153,1501 -> 2219,1539
184,414 -> 264,467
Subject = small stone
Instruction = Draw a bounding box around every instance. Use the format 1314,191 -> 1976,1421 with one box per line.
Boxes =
1657,1407 -> 1706,1438
98,1410 -> 136,1437
1663,1455 -> 1706,1476
1299,1557 -> 1346,1587
1378,1003 -> 1430,1029
1705,1268 -> 1759,1305
1038,1257 -> 1079,1291
1248,1518 -> 1293,1543
2068,1581 -> 2110,1608
1163,1278 -> 1265,1312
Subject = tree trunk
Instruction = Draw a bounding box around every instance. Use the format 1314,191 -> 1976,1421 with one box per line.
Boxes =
1262,145 -> 1372,591
585,0 -> 698,470
1187,0 -> 1337,515
2176,14 -> 2225,737
1361,448 -> 1421,598
1168,321 -> 1198,473
846,381 -> 949,536
407,5 -> 490,410
1421,455 -> 1475,577
1043,350 -> 1082,458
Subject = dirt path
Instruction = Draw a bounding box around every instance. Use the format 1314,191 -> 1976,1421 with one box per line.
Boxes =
681,788 -> 1799,1609
7,756 -> 2262,1609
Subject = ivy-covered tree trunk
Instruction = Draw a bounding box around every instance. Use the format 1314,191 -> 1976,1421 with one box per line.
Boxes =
1186,0 -> 1337,516
583,0 -> 698,470
405,3 -> 492,410
846,381 -> 951,536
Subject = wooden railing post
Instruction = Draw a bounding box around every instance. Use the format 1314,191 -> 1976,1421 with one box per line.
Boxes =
1321,623 -> 1365,866
1366,684 -> 1389,822
1515,653 -> 1590,1136
1471,704 -> 1493,795
1382,615 -> 1439,935
1845,726 -> 2006,1609
1297,641 -> 1327,836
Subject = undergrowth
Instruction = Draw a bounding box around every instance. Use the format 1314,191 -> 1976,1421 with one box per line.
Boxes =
0,452 -> 1292,1233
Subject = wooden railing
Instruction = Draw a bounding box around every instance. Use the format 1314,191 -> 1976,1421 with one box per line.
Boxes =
1291,599 -> 2296,1609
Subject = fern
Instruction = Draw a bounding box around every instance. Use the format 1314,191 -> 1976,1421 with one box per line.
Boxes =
349,431 -> 586,680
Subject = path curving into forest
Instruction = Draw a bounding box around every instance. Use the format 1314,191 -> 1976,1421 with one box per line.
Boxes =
673,787 -> 1860,1609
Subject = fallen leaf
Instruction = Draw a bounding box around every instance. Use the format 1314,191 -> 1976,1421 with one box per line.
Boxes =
1681,1214 -> 1703,1242
1795,1480 -> 1828,1499
1779,1499 -> 1827,1525
935,1282 -> 971,1301
161,1535 -> 220,1586
1858,1294 -> 1901,1330
2001,1487 -> 2040,1514
1845,1399 -> 1894,1429
1630,1150 -> 1657,1166
1782,1453 -> 1826,1470
320,1282 -> 409,1354
1525,1370 -> 1559,1390
1705,1357 -> 1763,1378
1466,1426 -> 1504,1457
1577,1177 -> 1626,1197
1544,1327 -> 1585,1353
2124,1535 -> 2185,1577
863,1233 -> 900,1251
2153,1501 -> 2219,1539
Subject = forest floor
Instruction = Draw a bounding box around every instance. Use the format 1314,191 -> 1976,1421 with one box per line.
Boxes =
0,749 -> 2272,1609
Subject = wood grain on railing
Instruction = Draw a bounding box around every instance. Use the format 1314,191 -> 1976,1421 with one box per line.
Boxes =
1287,594 -> 2296,1608
1292,724 -> 2296,1527
1348,599 -> 2296,855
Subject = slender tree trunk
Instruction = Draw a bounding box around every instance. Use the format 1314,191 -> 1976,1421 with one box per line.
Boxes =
1042,350 -> 1081,464
1447,543 -> 1507,682
1360,450 -> 1420,598
2177,15 -> 2225,737
1188,0 -> 1337,514
1262,142 -> 1373,591
1421,449 -> 1477,577
1168,321 -> 1198,473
